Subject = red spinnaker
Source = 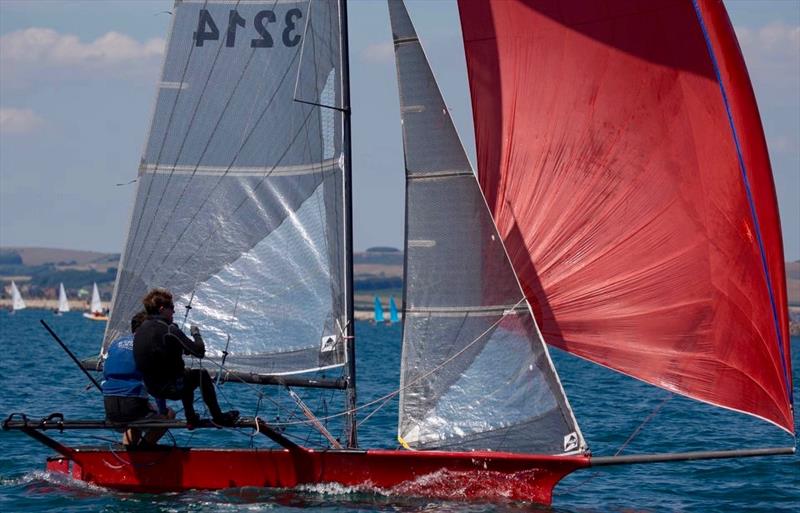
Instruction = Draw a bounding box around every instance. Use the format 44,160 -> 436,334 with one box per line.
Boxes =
458,0 -> 793,432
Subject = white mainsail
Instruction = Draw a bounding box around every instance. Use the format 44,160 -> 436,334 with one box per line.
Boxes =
58,283 -> 70,313
102,0 -> 348,380
10,281 -> 26,311
89,283 -> 102,314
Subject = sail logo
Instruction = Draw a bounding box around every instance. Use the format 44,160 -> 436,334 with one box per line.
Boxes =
320,335 -> 337,353
563,432 -> 579,452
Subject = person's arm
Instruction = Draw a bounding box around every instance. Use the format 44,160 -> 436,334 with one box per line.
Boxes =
167,324 -> 205,358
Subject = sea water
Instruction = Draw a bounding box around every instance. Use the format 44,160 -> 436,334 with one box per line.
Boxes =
0,309 -> 797,512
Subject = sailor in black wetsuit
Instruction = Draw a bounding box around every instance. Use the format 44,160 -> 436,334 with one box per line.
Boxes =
133,288 -> 238,428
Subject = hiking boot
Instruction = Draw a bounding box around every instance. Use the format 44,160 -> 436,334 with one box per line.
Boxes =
212,410 -> 240,427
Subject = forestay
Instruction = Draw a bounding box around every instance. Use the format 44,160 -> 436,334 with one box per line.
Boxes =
389,1 -> 585,455
104,0 -> 347,377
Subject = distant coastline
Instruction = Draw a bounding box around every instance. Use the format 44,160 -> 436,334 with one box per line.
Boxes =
2,246 -> 798,334
0,298 -> 109,311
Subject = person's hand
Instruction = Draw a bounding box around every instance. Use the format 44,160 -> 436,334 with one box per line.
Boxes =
189,325 -> 205,358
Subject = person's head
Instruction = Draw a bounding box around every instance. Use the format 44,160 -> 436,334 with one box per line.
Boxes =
130,310 -> 147,334
142,288 -> 175,322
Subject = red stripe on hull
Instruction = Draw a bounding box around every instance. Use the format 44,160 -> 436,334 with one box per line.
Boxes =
46,448 -> 588,504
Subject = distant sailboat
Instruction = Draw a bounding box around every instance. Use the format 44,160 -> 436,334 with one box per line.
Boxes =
10,281 -> 26,313
83,283 -> 108,321
56,283 -> 70,315
389,296 -> 399,324
373,296 -> 384,324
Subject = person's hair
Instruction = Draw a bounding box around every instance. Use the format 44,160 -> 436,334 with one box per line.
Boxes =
130,310 -> 147,333
142,288 -> 173,315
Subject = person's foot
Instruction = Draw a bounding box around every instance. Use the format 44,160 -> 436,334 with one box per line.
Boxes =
185,414 -> 201,430
212,410 -> 240,427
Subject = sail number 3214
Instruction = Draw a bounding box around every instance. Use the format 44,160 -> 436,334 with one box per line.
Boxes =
194,9 -> 302,48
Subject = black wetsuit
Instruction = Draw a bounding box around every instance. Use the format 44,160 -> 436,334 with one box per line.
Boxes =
133,315 -> 223,422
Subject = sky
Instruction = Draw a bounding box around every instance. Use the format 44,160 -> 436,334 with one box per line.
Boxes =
0,0 -> 798,260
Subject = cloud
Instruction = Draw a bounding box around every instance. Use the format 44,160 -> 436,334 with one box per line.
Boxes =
735,23 -> 800,92
0,28 -> 165,87
361,42 -> 394,63
0,108 -> 45,135
736,23 -> 800,53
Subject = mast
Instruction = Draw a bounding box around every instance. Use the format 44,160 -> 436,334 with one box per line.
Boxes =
340,0 -> 357,448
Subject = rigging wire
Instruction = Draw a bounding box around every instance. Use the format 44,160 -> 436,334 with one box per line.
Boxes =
557,393 -> 674,495
245,297 -> 529,428
215,272 -> 245,386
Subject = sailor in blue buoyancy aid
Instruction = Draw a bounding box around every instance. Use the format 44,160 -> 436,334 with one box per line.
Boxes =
102,310 -> 174,446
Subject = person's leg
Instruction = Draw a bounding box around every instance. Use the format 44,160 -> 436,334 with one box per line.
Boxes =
183,369 -> 239,425
183,368 -> 224,419
105,396 -> 149,446
143,407 -> 176,444
123,427 -> 141,446
177,369 -> 203,423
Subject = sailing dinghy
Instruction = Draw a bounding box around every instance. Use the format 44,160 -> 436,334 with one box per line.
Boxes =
82,283 -> 108,321
373,296 -> 385,324
56,283 -> 70,315
389,296 -> 399,324
9,280 -> 26,313
3,0 -> 795,506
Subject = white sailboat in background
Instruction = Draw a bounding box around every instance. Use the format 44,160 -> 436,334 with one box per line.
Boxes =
83,283 -> 107,321
10,281 -> 26,314
56,283 -> 70,315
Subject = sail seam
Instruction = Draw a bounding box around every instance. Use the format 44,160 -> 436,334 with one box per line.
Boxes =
140,161 -> 339,177
405,304 -> 527,314
691,0 -> 792,406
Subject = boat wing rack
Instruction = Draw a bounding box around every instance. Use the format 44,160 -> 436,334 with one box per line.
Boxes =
2,412 -> 301,451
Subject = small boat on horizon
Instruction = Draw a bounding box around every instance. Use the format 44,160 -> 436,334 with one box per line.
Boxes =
388,296 -> 399,324
82,283 -> 108,321
9,280 -> 26,314
373,296 -> 384,324
54,283 -> 70,316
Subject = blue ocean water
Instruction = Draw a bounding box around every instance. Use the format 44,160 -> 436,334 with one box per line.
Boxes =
0,309 -> 797,512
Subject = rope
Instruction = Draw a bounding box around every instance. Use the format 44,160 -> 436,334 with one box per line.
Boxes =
264,297 -> 527,428
557,393 -> 674,495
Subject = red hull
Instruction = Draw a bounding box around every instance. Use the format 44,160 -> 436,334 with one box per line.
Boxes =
46,447 -> 589,504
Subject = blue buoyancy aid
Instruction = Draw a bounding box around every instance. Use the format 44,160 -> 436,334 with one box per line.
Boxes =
102,335 -> 148,398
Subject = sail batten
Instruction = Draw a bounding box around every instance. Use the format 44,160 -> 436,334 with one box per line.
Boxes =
390,0 -> 585,455
458,0 -> 793,433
